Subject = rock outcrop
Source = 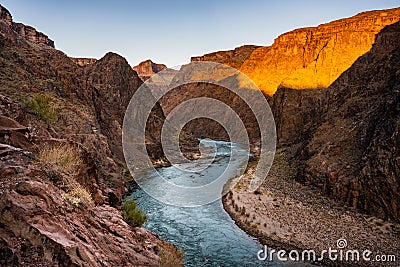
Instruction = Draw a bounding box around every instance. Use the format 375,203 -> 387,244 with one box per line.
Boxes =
0,139 -> 175,266
271,21 -> 400,222
133,59 -> 167,81
0,5 -> 54,48
86,52 -> 146,163
191,45 -> 260,69
70,57 -> 97,66
0,5 -> 12,26
12,23 -> 55,48
0,5 -> 183,266
240,8 -> 400,95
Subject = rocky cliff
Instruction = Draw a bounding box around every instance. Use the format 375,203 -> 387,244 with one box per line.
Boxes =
191,45 -> 260,69
0,5 -> 181,266
159,81 -> 262,144
0,5 -> 54,48
179,8 -> 400,143
240,8 -> 400,95
133,59 -> 167,81
271,21 -> 400,222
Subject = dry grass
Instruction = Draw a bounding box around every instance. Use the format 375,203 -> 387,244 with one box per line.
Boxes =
63,186 -> 93,206
158,245 -> 184,267
38,143 -> 94,207
37,143 -> 83,176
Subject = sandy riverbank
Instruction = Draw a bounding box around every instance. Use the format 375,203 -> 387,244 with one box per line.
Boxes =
222,150 -> 400,266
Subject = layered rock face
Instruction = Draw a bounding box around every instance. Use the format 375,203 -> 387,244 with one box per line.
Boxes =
0,5 -> 181,266
0,5 -> 54,47
12,23 -> 55,47
133,59 -> 167,81
240,8 -> 400,95
191,45 -> 260,69
271,21 -> 400,221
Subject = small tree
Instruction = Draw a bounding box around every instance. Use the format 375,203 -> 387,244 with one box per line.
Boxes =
23,94 -> 57,123
122,199 -> 147,227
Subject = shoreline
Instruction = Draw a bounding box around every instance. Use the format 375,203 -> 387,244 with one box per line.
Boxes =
222,150 -> 400,267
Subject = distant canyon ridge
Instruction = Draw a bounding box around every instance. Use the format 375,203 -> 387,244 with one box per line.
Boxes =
192,8 -> 400,95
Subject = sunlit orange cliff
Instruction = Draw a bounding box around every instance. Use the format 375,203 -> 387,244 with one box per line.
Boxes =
193,8 -> 400,95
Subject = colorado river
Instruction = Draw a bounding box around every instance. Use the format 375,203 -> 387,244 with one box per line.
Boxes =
126,140 -> 282,266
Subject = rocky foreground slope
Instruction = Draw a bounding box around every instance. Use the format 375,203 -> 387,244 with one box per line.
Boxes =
0,5 -> 182,266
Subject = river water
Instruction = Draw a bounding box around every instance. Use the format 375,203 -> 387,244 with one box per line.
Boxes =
127,140 -> 282,266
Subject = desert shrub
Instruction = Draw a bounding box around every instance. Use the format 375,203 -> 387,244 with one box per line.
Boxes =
23,94 -> 57,123
37,143 -> 83,176
159,245 -> 184,267
122,199 -> 147,227
63,186 -> 93,206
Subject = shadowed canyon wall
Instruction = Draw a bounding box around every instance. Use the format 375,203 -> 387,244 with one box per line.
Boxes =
271,21 -> 400,221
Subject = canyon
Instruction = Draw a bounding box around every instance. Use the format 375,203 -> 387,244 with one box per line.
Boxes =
271,20 -> 400,221
170,7 -> 400,222
1,3 -> 400,266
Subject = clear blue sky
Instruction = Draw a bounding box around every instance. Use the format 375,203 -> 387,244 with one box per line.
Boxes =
2,0 -> 399,67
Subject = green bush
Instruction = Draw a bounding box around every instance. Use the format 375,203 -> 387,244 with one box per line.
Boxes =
23,94 -> 57,123
122,199 -> 147,227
